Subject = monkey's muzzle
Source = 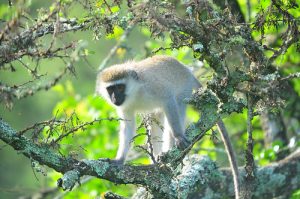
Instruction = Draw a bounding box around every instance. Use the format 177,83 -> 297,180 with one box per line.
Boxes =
110,92 -> 125,106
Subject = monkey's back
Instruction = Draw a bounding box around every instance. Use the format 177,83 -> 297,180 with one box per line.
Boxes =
132,55 -> 199,98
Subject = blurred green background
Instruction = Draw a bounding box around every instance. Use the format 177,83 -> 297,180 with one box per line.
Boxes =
0,0 -> 299,198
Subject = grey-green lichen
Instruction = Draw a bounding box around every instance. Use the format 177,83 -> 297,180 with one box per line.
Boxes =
160,147 -> 182,164
258,72 -> 280,81
220,97 -> 245,115
82,159 -> 110,176
0,119 -> 68,171
291,161 -> 300,189
254,166 -> 286,197
189,89 -> 219,114
60,170 -> 80,190
170,155 -> 222,199
193,43 -> 204,52
186,123 -> 201,141
117,167 -> 136,183
228,36 -> 246,46
132,187 -> 154,199
202,187 -> 222,199
186,6 -> 193,17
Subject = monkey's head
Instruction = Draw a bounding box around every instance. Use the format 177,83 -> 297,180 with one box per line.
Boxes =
96,64 -> 139,107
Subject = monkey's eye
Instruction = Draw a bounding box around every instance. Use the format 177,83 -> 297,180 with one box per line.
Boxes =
106,86 -> 113,94
116,84 -> 125,92
106,84 -> 126,94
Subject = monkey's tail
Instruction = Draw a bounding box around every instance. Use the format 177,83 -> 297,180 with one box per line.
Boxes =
217,120 -> 240,199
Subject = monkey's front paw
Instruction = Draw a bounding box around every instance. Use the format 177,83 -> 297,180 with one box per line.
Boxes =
175,136 -> 190,150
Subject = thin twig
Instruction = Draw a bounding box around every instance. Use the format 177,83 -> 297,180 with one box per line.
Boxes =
280,72 -> 300,81
144,117 -> 157,163
52,118 -> 122,144
103,0 -> 113,14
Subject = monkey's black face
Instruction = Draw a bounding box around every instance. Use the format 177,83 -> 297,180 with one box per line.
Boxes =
106,84 -> 126,106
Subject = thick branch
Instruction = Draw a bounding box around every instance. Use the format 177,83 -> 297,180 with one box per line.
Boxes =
197,150 -> 300,199
0,119 -> 168,191
1,116 -> 300,198
131,152 -> 300,199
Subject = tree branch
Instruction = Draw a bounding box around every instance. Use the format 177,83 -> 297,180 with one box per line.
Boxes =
1,112 -> 300,198
0,18 -> 90,65
132,152 -> 300,199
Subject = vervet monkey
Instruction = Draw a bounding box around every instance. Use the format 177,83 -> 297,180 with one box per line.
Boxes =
96,55 -> 239,198
96,55 -> 198,162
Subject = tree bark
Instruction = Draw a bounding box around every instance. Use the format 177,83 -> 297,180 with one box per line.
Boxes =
1,119 -> 300,199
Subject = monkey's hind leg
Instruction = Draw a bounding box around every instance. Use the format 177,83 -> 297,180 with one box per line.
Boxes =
162,117 -> 176,153
163,97 -> 189,150
149,113 -> 164,161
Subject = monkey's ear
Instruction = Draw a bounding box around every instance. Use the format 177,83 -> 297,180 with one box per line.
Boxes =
127,70 -> 139,80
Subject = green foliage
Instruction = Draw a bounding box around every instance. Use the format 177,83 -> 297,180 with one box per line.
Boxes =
292,189 -> 300,199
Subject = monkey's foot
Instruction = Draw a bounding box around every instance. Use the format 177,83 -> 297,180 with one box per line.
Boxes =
175,136 -> 190,150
